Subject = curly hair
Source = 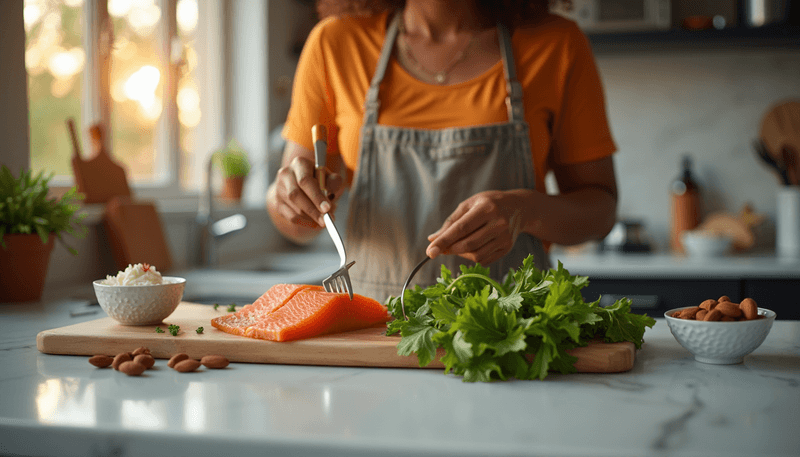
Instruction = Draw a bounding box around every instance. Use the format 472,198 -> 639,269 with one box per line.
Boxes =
316,0 -> 571,28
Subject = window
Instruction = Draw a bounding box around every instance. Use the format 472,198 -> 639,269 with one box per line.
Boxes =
25,0 -> 210,197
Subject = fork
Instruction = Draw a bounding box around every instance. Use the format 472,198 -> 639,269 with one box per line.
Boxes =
313,124 -> 355,300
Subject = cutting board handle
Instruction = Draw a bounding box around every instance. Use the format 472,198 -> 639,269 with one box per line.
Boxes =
66,118 -> 82,160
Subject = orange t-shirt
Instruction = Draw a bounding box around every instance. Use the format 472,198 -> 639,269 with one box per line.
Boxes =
282,11 -> 616,191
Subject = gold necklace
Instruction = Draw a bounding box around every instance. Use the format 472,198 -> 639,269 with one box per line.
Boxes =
396,18 -> 476,85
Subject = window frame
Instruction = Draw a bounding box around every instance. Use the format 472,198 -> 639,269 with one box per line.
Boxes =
58,0 -> 225,202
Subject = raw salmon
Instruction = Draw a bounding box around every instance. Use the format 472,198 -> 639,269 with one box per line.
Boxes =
211,284 -> 391,342
210,284 -> 319,336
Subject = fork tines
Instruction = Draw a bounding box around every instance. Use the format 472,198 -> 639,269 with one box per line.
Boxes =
323,261 -> 355,300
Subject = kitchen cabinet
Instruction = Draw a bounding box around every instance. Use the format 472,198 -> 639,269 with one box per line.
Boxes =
587,22 -> 800,53
555,252 -> 800,320
581,277 -> 799,319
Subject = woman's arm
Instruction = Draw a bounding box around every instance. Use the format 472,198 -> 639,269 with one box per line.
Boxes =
266,140 -> 345,245
426,155 -> 618,264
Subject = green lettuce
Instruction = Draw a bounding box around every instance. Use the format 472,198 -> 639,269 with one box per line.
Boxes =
386,255 -> 656,382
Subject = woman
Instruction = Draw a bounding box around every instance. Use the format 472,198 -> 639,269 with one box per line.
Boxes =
267,0 -> 618,302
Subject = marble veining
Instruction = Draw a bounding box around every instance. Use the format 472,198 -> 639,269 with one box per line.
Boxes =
1,297 -> 798,457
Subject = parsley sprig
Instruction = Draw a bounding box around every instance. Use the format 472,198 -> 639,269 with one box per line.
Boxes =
385,255 -> 656,382
167,324 -> 180,336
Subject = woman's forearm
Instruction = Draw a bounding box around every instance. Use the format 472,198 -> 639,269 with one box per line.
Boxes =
520,187 -> 617,246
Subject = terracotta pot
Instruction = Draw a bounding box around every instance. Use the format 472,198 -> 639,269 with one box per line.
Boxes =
220,176 -> 245,202
0,233 -> 55,303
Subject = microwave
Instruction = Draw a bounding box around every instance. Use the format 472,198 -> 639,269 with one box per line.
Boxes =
551,0 -> 671,33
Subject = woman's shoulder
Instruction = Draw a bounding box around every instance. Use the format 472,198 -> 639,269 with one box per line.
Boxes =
308,10 -> 390,47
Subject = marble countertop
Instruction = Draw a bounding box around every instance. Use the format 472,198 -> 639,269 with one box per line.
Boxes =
1,294 -> 799,457
550,251 -> 800,279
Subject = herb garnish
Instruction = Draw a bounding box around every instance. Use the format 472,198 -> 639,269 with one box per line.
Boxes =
227,303 -> 236,312
155,327 -> 165,333
385,255 -> 656,382
196,326 -> 204,334
167,324 -> 180,336
213,303 -> 219,310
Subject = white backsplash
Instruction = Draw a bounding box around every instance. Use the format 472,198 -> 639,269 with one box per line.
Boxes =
595,47 -> 800,251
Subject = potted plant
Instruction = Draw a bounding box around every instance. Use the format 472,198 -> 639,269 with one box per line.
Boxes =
213,138 -> 250,203
0,165 -> 87,302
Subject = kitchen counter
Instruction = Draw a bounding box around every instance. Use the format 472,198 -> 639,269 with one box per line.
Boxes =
1,295 -> 799,457
551,251 -> 800,279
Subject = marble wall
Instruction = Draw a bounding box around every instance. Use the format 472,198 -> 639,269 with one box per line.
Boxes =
594,47 -> 800,251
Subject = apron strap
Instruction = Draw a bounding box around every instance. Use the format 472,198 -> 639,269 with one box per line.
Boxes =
497,22 -> 525,123
363,12 -> 401,127
364,13 -> 525,125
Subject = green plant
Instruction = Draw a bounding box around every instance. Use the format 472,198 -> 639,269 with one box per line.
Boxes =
0,165 -> 87,255
213,138 -> 250,178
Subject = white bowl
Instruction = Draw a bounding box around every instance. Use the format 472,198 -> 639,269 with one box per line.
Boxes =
664,306 -> 776,364
93,277 -> 186,325
681,230 -> 733,258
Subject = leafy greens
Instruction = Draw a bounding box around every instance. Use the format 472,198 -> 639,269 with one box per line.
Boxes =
385,255 -> 656,382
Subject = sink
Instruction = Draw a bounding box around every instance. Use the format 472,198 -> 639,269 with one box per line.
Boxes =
176,251 -> 341,305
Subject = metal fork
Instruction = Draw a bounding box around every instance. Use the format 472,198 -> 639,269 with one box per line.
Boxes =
313,124 -> 355,300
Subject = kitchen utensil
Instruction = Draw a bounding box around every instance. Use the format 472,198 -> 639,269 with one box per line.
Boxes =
313,124 -> 354,300
400,256 -> 430,319
104,196 -> 174,272
753,139 -> 790,185
92,277 -> 186,325
36,303 -> 636,372
782,146 -> 798,186
665,306 -> 776,364
760,100 -> 800,165
67,119 -> 132,204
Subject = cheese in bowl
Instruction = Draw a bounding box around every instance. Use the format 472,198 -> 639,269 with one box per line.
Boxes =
94,264 -> 186,325
103,263 -> 164,286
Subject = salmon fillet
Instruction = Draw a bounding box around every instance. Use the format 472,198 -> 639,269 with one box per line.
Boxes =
244,288 -> 391,342
210,283 -> 391,342
210,284 -> 319,336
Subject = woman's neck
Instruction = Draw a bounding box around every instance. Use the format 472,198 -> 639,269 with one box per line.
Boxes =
402,0 -> 488,41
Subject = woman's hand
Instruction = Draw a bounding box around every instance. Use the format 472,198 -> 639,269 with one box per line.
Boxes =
426,190 -> 532,266
267,141 -> 345,244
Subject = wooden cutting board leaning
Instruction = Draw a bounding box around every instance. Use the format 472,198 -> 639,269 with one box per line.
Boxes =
37,303 -> 636,372
67,119 -> 132,204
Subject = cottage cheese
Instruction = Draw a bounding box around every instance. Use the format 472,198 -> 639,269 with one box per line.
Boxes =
104,263 -> 163,286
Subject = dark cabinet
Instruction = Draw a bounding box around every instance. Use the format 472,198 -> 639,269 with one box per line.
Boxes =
582,277 -> 799,319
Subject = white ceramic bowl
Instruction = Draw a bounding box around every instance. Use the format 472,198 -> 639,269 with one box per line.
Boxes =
681,230 -> 733,258
664,306 -> 776,364
93,277 -> 186,325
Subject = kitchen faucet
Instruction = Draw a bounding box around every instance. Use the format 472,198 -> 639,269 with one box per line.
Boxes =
195,155 -> 247,266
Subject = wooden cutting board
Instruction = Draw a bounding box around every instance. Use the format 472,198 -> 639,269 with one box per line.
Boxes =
67,120 -> 132,204
104,196 -> 173,272
37,304 -> 636,373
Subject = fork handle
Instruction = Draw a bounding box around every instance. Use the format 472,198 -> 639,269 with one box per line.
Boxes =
312,124 -> 327,191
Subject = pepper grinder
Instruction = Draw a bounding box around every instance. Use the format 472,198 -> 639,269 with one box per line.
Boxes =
670,154 -> 702,253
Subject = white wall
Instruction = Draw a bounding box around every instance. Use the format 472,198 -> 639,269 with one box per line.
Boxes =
596,47 -> 800,250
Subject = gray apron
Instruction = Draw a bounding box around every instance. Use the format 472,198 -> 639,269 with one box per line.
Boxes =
345,13 -> 550,303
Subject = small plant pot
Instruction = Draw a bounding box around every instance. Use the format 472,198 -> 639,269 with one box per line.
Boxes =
0,233 -> 55,303
220,176 -> 245,202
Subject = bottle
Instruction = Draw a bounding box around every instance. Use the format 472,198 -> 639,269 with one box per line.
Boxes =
670,154 -> 702,253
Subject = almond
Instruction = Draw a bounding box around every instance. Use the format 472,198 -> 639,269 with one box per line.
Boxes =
717,295 -> 731,303
704,308 -> 723,321
681,307 -> 701,320
173,358 -> 202,373
134,353 -> 155,369
699,299 -> 717,311
119,361 -> 147,376
132,346 -> 150,356
739,298 -> 758,320
112,352 -> 132,370
201,355 -> 229,369
168,353 -> 190,368
716,301 -> 743,318
89,355 -> 114,368
696,309 -> 708,321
